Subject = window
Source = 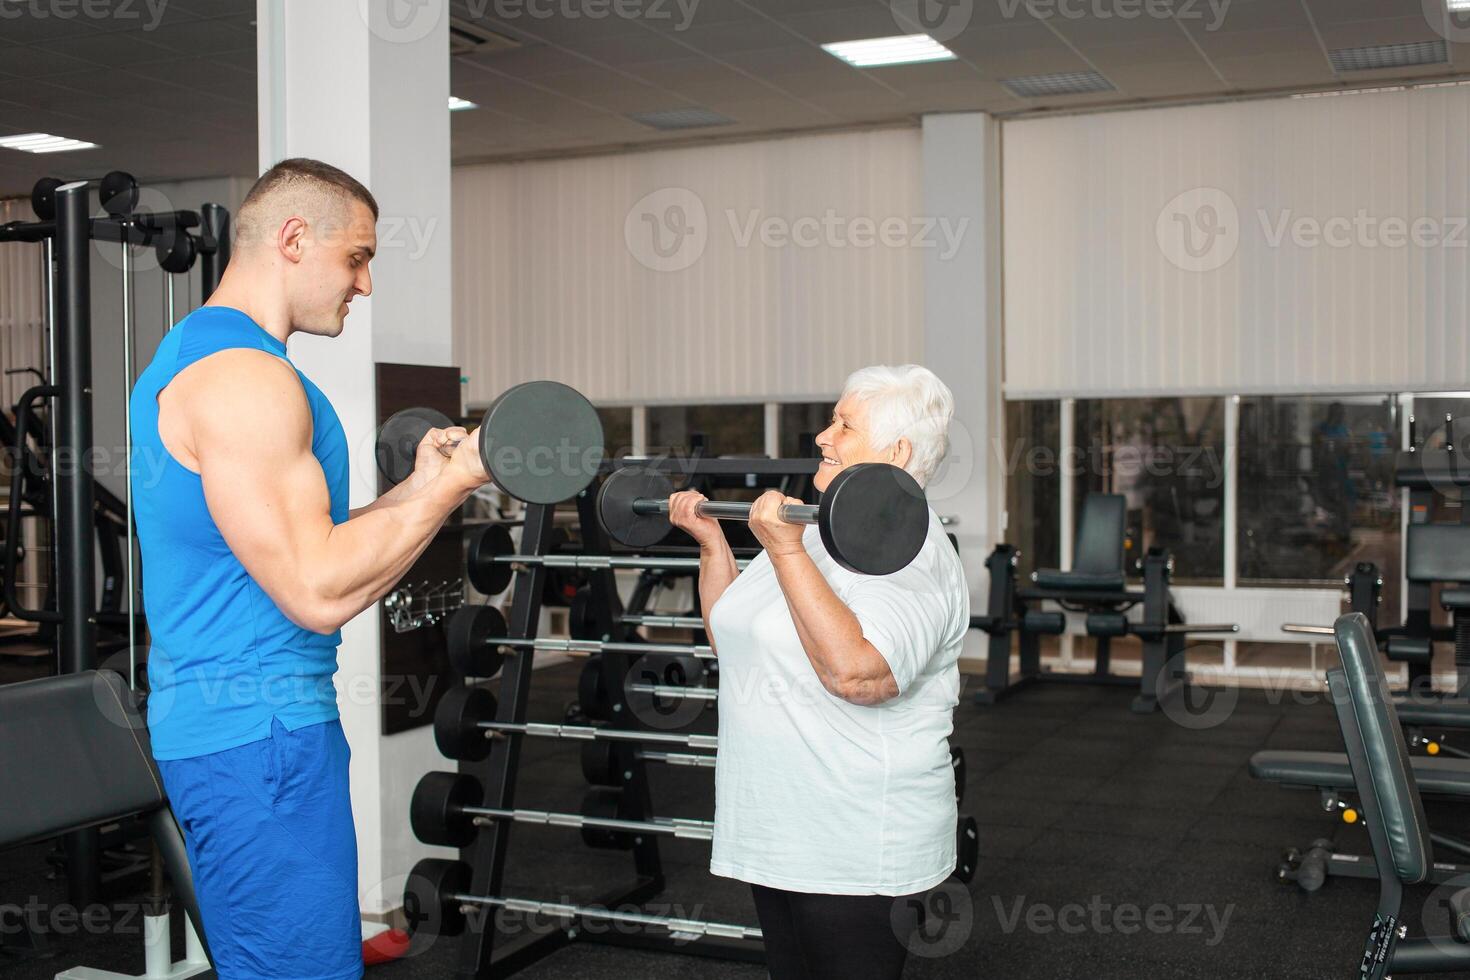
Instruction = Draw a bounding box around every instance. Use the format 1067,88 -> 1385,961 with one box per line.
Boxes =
778,401 -> 831,459
596,407 -> 633,460
1073,398 -> 1226,584
646,404 -> 764,458
1237,395 -> 1401,609
1408,394 -> 1470,524
1002,400 -> 1061,581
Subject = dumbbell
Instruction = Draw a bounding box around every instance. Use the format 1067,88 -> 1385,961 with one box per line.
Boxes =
597,462 -> 929,575
374,380 -> 604,505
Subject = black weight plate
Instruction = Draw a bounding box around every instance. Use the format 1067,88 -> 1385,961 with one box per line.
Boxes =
410,771 -> 483,848
954,814 -> 978,884
819,463 -> 929,575
405,858 -> 470,938
580,740 -> 622,787
434,684 -> 497,762
568,586 -> 599,641
479,381 -> 604,505
467,523 -> 515,596
950,746 -> 966,806
597,466 -> 676,548
578,656 -> 609,721
377,407 -> 456,486
445,604 -> 508,678
580,788 -> 635,849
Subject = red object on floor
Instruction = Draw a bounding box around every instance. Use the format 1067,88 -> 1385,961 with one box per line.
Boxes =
362,928 -> 412,966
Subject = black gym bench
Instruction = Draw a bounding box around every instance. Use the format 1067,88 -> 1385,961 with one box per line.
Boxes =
1300,615 -> 1470,976
0,670 -> 213,976
972,494 -> 1235,713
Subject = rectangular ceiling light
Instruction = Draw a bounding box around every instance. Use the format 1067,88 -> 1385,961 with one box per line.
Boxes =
0,132 -> 98,154
1448,0 -> 1470,11
627,107 -> 735,131
1001,70 -> 1114,98
448,96 -> 478,111
822,34 -> 956,68
1328,40 -> 1447,72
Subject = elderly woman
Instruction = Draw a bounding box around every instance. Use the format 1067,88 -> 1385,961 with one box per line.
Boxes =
668,364 -> 969,980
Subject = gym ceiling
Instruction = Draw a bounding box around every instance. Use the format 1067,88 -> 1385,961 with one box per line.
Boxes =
1,0 -> 1467,196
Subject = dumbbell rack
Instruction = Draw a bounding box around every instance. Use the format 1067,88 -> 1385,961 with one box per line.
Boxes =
446,486 -> 764,977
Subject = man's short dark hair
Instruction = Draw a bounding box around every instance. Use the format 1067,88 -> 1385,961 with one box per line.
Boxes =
243,158 -> 379,221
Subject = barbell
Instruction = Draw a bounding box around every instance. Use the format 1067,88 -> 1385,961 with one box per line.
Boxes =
433,684 -> 718,763
405,858 -> 763,941
597,462 -> 929,576
581,740 -> 716,787
443,604 -> 713,680
375,380 -> 604,505
410,771 -> 714,850
466,522 -> 752,596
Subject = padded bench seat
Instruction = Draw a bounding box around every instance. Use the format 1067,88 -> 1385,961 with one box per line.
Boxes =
1250,749 -> 1470,796
1032,569 -> 1127,592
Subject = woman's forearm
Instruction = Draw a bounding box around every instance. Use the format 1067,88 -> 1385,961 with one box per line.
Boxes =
770,551 -> 898,704
697,540 -> 740,646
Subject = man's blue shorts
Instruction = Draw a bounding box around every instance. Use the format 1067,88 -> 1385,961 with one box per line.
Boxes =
157,718 -> 362,980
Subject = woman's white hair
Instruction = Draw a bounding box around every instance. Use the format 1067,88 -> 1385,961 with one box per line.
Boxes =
839,364 -> 955,488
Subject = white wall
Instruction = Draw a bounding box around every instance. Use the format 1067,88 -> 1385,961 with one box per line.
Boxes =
452,127 -> 927,406
1004,84 -> 1470,399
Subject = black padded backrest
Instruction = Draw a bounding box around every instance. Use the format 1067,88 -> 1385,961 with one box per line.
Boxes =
0,670 -> 165,848
1330,613 -> 1432,883
1074,494 -> 1126,577
1406,524 -> 1470,583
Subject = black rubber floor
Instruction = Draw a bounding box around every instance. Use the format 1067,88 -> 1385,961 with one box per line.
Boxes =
1,667 -> 1453,980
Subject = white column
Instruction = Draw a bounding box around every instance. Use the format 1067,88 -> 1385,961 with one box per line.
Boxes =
921,113 -> 1003,664
764,402 -> 780,458
257,0 -> 452,921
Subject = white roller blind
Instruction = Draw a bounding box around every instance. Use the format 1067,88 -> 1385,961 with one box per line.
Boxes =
1003,86 -> 1470,399
0,199 -> 46,410
452,128 -> 926,406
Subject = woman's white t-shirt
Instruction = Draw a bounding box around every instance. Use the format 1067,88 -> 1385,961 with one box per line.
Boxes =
706,510 -> 969,896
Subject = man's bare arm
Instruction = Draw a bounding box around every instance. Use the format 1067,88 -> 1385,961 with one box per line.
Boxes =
186,351 -> 485,633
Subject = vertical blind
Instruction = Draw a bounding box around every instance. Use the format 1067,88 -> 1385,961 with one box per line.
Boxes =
452,127 -> 926,406
0,199 -> 47,410
1003,85 -> 1470,399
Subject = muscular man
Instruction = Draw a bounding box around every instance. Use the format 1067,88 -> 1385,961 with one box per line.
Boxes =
129,158 -> 487,979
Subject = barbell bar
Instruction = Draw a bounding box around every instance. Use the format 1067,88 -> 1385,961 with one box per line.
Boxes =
582,740 -> 716,787
444,604 -> 716,678
375,380 -> 604,505
597,462 -> 930,576
1282,624 -> 1336,636
468,522 -> 752,595
433,685 -> 718,763
411,772 -> 714,849
405,858 -> 763,941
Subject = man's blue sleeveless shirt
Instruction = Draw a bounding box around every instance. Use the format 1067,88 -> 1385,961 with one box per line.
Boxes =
129,307 -> 350,761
